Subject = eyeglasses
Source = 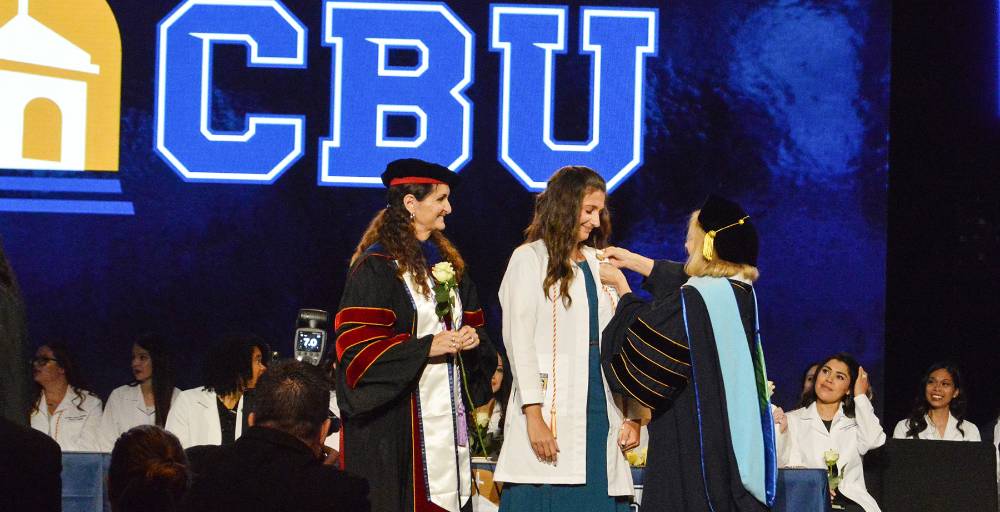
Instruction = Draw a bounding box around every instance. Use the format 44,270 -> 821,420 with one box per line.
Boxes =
30,357 -> 58,367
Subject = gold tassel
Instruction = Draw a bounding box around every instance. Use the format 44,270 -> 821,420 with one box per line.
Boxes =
702,230 -> 716,261
702,216 -> 748,262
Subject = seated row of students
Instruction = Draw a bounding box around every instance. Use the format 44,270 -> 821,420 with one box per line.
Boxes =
778,356 -> 994,512
27,334 -> 268,453
795,359 -> 982,442
27,333 -> 351,458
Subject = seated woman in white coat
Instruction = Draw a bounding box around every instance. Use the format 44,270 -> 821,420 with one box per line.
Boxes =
29,343 -> 103,451
495,166 -> 643,512
99,333 -> 181,452
471,352 -> 510,444
777,353 -> 886,512
892,362 -> 980,442
165,334 -> 268,449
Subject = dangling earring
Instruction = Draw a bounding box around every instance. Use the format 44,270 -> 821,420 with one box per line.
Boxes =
409,211 -> 415,220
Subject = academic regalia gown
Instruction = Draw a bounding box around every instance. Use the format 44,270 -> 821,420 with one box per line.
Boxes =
601,260 -> 772,512
334,245 -> 497,512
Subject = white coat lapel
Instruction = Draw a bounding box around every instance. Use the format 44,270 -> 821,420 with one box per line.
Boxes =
197,389 -> 222,440
805,403 -> 830,438
130,385 -> 148,416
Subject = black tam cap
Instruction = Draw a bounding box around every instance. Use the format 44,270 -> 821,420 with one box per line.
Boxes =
697,194 -> 758,266
380,159 -> 460,189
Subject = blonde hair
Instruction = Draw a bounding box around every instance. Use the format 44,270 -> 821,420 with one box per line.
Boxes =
683,211 -> 759,282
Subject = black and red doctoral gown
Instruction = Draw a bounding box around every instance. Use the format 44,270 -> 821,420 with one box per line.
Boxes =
334,246 -> 496,512
601,260 -> 771,512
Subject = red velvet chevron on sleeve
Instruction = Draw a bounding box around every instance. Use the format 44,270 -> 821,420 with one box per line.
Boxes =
462,309 -> 485,329
336,324 -> 394,360
334,306 -> 395,331
344,333 -> 409,388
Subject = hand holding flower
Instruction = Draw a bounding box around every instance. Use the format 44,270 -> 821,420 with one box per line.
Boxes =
457,325 -> 480,351
429,330 -> 460,358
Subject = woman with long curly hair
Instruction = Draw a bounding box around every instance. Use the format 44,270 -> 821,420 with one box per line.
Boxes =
29,342 -> 104,451
100,333 -> 182,452
334,158 -> 496,512
494,166 -> 642,512
892,362 -> 980,441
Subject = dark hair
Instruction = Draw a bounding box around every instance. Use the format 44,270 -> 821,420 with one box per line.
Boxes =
795,360 -> 822,409
202,333 -> 269,397
524,166 -> 611,307
904,362 -> 968,438
351,183 -> 466,297
108,425 -> 188,512
129,333 -> 176,427
29,342 -> 93,414
0,237 -> 21,293
251,359 -> 331,440
495,351 -> 513,434
799,353 -> 860,418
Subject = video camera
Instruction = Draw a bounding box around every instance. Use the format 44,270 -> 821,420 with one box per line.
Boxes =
294,309 -> 329,366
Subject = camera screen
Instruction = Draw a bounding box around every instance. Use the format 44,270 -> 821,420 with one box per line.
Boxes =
296,330 -> 324,352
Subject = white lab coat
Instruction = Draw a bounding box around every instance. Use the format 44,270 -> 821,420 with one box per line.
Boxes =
164,386 -> 244,449
891,412 -> 981,441
777,395 -> 886,512
993,419 -> 999,493
494,241 -> 637,495
98,384 -> 181,452
30,388 -> 103,452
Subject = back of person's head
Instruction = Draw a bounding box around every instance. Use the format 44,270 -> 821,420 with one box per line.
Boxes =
202,333 -> 269,396
683,195 -> 760,282
108,425 -> 189,512
252,359 -> 330,441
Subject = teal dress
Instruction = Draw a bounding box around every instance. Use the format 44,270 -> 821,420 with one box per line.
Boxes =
499,260 -> 631,512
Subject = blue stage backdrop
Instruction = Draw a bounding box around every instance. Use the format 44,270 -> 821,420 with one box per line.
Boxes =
0,0 -> 888,410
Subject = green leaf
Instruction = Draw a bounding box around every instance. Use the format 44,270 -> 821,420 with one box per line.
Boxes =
436,304 -> 450,318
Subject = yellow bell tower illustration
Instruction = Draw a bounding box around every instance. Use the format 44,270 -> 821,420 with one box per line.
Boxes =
0,0 -> 121,171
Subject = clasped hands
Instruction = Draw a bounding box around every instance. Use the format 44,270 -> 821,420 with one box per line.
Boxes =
429,325 -> 480,357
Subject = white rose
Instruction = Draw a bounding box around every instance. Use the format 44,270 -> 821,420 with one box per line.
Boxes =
474,410 -> 490,428
823,449 -> 839,465
432,261 -> 456,283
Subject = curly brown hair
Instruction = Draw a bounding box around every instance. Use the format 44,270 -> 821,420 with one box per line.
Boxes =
351,183 -> 465,296
524,166 -> 610,306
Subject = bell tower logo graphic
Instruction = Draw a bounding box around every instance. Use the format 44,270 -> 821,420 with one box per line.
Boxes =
0,0 -> 131,214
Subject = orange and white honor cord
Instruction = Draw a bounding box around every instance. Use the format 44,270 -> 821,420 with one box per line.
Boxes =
550,295 -> 558,439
